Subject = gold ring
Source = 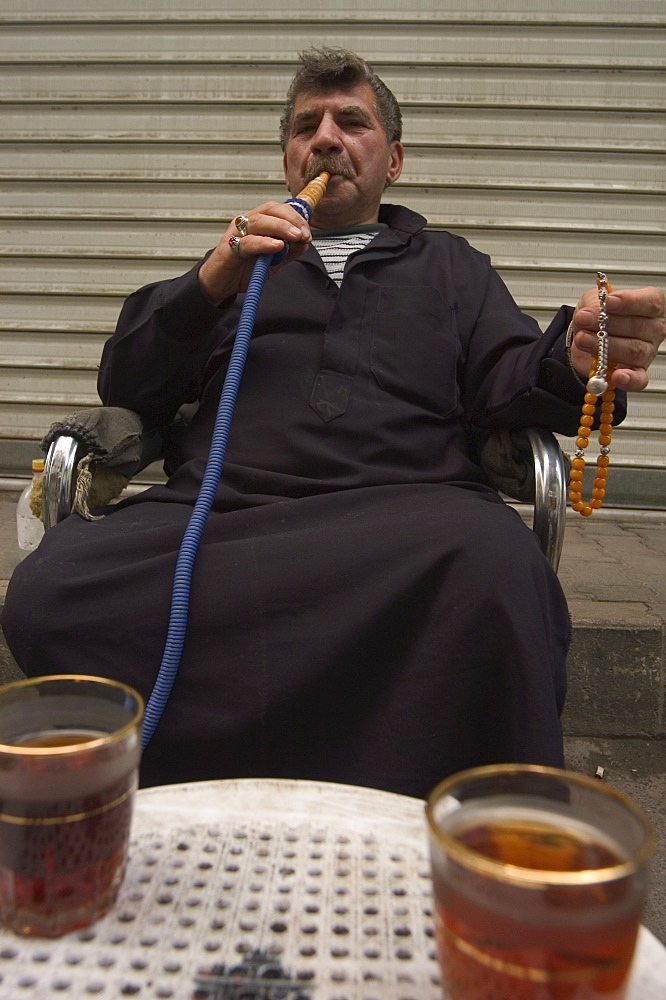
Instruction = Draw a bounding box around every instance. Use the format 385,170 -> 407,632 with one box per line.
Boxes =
228,235 -> 242,257
234,214 -> 249,237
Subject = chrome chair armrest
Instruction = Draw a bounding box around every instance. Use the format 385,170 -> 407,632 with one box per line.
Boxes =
42,435 -> 83,530
480,427 -> 568,572
522,427 -> 568,572
41,407 -> 170,528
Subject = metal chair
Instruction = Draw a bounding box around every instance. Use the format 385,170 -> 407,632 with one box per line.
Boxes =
41,413 -> 568,571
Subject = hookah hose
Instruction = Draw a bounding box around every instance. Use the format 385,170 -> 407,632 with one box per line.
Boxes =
142,172 -> 330,747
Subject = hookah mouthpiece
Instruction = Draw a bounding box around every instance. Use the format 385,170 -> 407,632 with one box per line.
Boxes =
296,171 -> 331,211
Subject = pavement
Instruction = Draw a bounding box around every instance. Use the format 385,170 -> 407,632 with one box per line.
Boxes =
0,493 -> 664,942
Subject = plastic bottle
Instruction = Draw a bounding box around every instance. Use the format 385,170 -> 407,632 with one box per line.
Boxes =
16,458 -> 45,558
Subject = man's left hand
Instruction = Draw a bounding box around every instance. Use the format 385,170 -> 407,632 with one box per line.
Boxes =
568,285 -> 665,392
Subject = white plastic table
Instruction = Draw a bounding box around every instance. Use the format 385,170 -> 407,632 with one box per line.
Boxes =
0,778 -> 664,999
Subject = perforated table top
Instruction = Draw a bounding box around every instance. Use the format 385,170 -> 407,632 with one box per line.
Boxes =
0,779 -> 664,1000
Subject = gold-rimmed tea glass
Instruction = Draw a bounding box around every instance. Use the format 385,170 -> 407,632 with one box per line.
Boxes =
426,764 -> 655,1000
0,674 -> 143,937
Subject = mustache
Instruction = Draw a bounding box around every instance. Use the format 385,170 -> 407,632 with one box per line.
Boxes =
303,154 -> 354,185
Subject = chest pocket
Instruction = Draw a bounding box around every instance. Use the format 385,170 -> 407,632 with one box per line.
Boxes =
370,285 -> 460,416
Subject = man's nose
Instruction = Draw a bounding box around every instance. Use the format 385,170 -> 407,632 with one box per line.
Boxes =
311,115 -> 343,152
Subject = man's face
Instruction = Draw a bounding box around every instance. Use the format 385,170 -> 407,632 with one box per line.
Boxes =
283,83 -> 404,230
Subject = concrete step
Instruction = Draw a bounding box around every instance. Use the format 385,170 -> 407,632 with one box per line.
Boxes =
550,510 -> 666,739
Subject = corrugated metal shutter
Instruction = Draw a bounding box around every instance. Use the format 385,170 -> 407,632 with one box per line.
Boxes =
2,1 -> 665,504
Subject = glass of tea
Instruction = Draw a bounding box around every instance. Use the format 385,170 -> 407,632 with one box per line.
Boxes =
0,674 -> 143,937
426,764 -> 655,1000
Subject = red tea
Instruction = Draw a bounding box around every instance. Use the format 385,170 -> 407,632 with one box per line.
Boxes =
432,808 -> 641,1000
0,729 -> 136,937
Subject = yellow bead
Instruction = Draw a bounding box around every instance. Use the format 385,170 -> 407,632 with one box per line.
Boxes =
571,500 -> 585,512
595,466 -> 608,479
601,401 -> 614,413
599,434 -> 612,447
597,455 -> 610,467
572,458 -> 585,470
576,437 -> 589,449
569,470 -> 583,482
584,393 -> 598,405
592,487 -> 605,499
579,415 -> 594,427
590,498 -> 603,508
602,389 -> 615,402
577,426 -> 591,438
599,423 -> 613,435
582,404 -> 596,416
580,505 -> 593,516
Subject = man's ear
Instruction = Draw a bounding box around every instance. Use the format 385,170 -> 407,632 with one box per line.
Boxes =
385,141 -> 404,188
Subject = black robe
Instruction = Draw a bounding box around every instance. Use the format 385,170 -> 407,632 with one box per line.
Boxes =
2,205 -> 613,796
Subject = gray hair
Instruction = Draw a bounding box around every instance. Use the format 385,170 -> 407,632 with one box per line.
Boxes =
279,46 -> 402,150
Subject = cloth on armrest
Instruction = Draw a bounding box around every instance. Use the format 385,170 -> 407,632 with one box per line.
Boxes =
40,407 -> 146,519
479,428 -> 570,504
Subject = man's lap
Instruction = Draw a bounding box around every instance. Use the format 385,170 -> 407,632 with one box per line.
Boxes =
1,482 -> 569,794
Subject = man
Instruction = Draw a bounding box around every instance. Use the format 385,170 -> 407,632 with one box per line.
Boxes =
3,48 -> 664,796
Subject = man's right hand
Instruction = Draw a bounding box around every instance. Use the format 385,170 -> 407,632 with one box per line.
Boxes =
198,201 -> 312,305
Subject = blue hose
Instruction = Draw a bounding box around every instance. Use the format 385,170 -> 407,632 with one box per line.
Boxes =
142,197 -> 314,747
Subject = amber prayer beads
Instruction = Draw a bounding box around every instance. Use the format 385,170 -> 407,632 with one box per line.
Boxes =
569,273 -> 615,517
